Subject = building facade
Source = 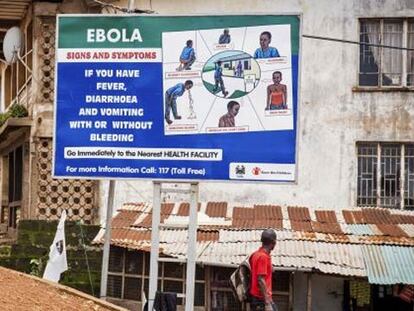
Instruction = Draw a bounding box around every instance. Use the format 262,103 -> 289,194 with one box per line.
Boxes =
0,1 -> 101,238
0,0 -> 413,310
109,0 -> 414,211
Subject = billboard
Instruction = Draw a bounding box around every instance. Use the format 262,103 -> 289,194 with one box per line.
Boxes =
54,15 -> 300,182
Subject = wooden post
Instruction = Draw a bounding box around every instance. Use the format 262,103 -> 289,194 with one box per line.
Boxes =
289,272 -> 294,310
306,273 -> 312,311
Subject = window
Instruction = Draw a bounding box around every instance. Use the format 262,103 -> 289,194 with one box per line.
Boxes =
210,268 -> 291,311
357,142 -> 414,209
6,146 -> 23,228
107,247 -> 206,306
359,19 -> 414,87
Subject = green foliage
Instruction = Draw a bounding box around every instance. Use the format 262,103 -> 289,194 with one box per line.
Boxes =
0,220 -> 103,296
0,113 -> 8,127
0,104 -> 28,127
30,258 -> 44,277
9,104 -> 28,118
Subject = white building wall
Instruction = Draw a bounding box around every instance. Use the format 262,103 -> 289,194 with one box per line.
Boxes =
101,0 -> 414,219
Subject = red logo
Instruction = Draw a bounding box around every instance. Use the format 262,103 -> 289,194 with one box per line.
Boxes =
252,167 -> 261,175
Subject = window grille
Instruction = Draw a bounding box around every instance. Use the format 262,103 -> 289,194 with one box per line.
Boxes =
107,249 -> 205,306
357,142 -> 414,209
405,145 -> 414,209
357,144 -> 378,206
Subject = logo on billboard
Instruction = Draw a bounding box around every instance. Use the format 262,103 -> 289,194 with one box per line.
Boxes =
235,165 -> 245,177
252,167 -> 261,175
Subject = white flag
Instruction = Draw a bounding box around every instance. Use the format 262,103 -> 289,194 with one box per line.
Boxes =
43,210 -> 68,282
142,291 -> 147,311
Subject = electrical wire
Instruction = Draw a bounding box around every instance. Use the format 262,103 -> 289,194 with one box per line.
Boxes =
303,34 -> 414,51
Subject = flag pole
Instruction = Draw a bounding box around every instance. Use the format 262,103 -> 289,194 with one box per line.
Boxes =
99,180 -> 115,299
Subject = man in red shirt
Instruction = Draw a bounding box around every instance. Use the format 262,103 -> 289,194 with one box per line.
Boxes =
249,229 -> 277,311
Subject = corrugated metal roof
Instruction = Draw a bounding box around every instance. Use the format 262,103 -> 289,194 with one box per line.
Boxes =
362,245 -> 414,284
205,202 -> 228,218
288,206 -> 311,221
111,210 -> 141,228
399,224 -> 414,237
346,224 -> 378,236
362,208 -> 391,224
377,224 -> 408,237
100,202 -> 414,280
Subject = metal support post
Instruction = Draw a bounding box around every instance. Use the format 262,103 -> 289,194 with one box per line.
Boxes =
148,182 -> 162,311
306,273 -> 312,311
185,183 -> 199,311
100,180 -> 116,299
127,0 -> 135,12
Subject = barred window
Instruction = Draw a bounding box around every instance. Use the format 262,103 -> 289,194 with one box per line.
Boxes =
357,142 -> 414,209
107,249 -> 205,306
211,268 -> 292,311
359,19 -> 414,87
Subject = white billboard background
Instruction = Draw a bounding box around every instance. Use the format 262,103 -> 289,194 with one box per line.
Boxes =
162,25 -> 293,135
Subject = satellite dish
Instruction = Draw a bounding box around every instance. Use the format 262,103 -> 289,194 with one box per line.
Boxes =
3,27 -> 24,64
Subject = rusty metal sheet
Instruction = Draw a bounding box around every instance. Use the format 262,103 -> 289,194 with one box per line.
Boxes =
315,210 -> 338,223
254,205 -> 283,220
290,220 -> 312,232
376,224 -> 408,237
177,202 -> 201,216
288,206 -> 311,221
205,202 -> 228,218
111,210 -> 141,228
362,208 -> 391,224
312,222 -> 343,234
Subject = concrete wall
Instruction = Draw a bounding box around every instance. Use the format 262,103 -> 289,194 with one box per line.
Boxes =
100,0 -> 414,217
293,272 -> 345,311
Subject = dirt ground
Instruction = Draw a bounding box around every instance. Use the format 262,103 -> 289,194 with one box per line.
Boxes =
0,267 -> 126,311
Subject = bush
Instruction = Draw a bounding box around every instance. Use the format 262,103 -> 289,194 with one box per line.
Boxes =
0,113 -> 8,127
0,104 -> 28,127
9,104 -> 28,118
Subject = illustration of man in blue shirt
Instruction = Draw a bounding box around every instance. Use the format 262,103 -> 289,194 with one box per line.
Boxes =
165,80 -> 194,125
213,61 -> 228,97
254,31 -> 280,59
219,29 -> 231,44
177,40 -> 196,71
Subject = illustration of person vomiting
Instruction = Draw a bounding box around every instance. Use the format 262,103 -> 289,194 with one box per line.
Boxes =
213,61 -> 229,97
254,31 -> 280,59
266,71 -> 287,110
219,101 -> 240,127
165,80 -> 193,125
177,40 -> 196,71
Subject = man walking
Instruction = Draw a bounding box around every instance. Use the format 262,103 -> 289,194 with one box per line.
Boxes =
213,61 -> 228,97
165,80 -> 193,125
249,229 -> 278,311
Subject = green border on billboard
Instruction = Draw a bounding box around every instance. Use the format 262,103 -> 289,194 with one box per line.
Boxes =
58,15 -> 300,53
